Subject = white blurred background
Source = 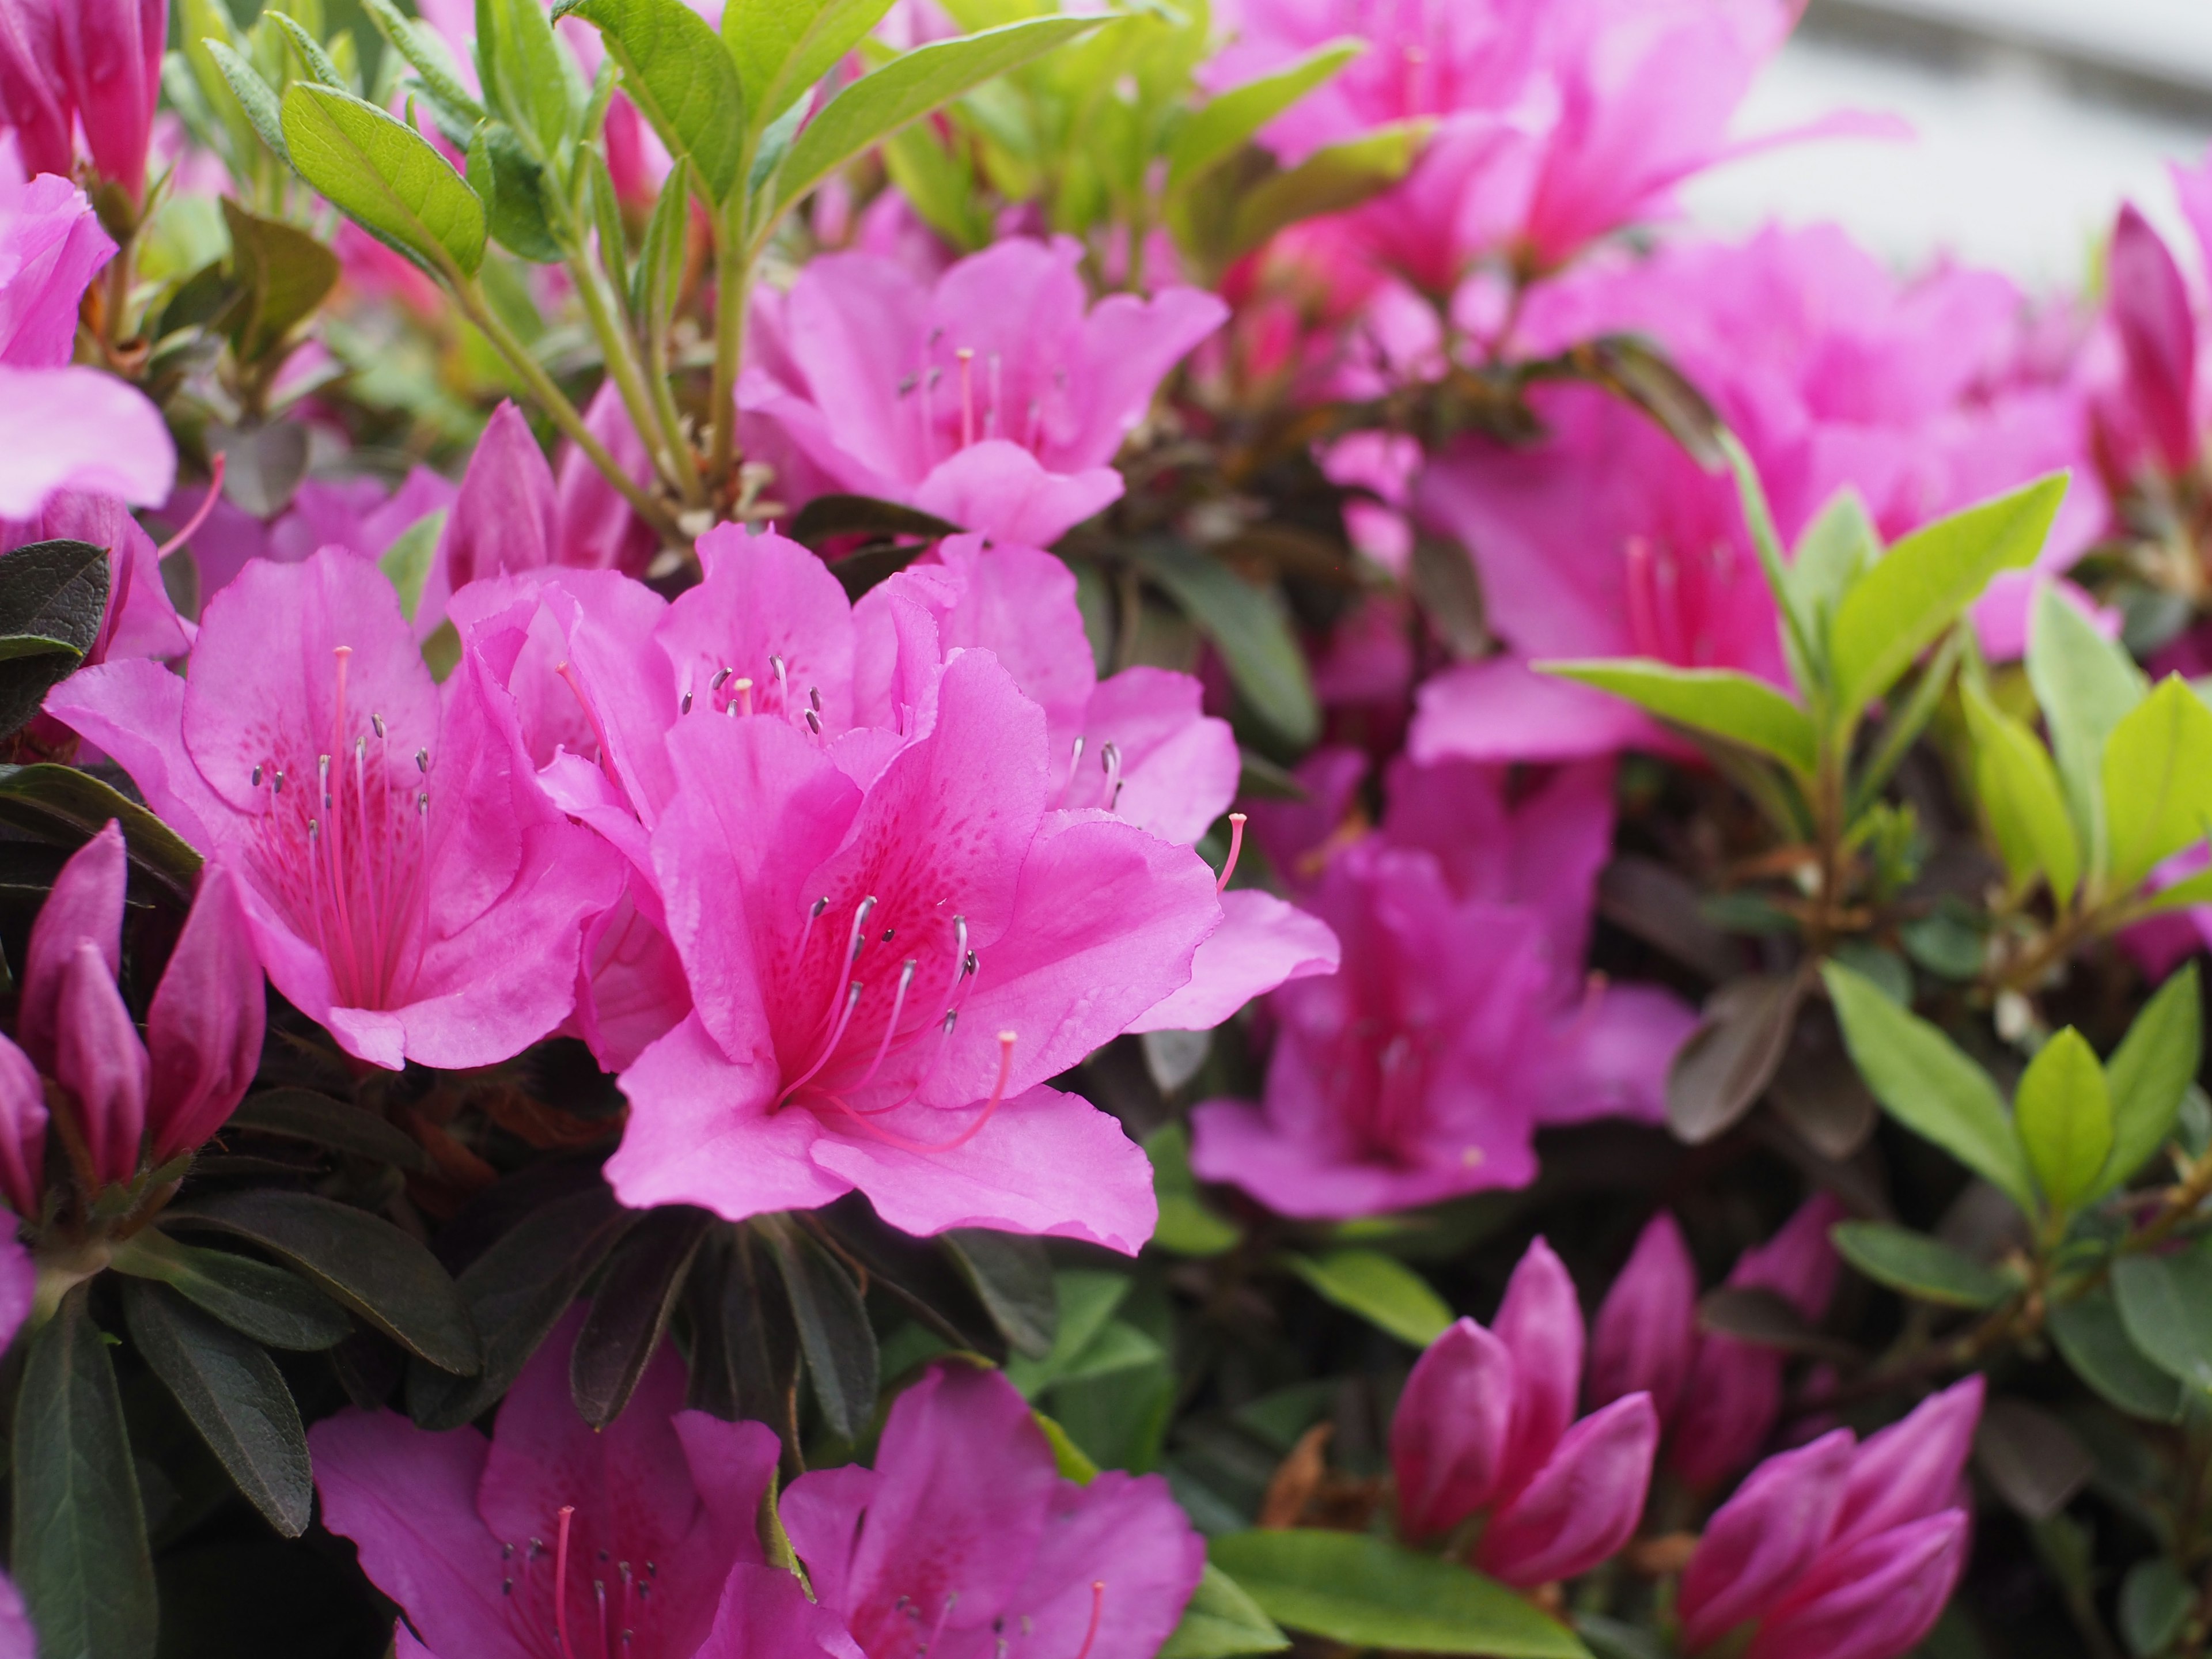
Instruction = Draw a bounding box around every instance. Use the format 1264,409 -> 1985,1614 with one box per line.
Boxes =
1683,0 -> 2212,287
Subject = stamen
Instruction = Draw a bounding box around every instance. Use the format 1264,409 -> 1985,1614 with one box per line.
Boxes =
372,713 -> 385,738
809,687 -> 823,713
816,1031 -> 1016,1153
273,768 -> 284,793
154,452 -> 226,559
712,666 -> 733,691
681,690 -> 694,715
251,764 -> 263,788
554,1506 -> 577,1659
805,709 -> 823,736
957,348 -> 976,449
415,748 -> 429,774
781,981 -> 862,1105
1099,741 -> 1121,810
1073,1582 -> 1106,1659
1066,736 -> 1084,797
852,958 -> 919,1089
1218,813 -> 1246,893
554,661 -> 619,777
770,654 -> 789,710
596,1580 -> 608,1659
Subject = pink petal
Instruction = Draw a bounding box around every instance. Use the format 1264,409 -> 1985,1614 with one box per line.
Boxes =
1828,1376 -> 1984,1552
1409,656 -> 1658,766
20,818 -> 126,1068
0,177 -> 115,369
2109,204 -> 2198,476
0,365 -> 175,517
1679,1430 -> 1856,1651
1491,1237 -> 1585,1501
702,1563 -> 865,1659
1391,1317 -> 1517,1539
912,441 -> 1124,547
1747,1511 -> 1969,1659
1534,983 -> 1699,1127
43,657 -> 228,850
1476,1393 -> 1658,1587
1127,888 -> 1340,1034
1588,1212 -> 1697,1423
145,862 -> 266,1161
1002,1470 -> 1207,1659
658,527 -> 857,734
0,1034 -> 46,1218
53,938 -> 146,1186
1067,666 -> 1238,846
441,400 -> 556,589
1187,1096 -> 1533,1219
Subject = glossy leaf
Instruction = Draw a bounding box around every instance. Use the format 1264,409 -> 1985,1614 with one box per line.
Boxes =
1668,972 -> 1805,1143
2101,675 -> 2212,893
1286,1248 -> 1452,1348
725,0 -> 897,129
110,1226 -> 353,1351
2103,961 -> 2202,1192
764,1219 -> 879,1441
279,83 -> 487,277
631,154 -> 692,339
571,1205 -> 711,1429
1130,540 -> 1319,745
1828,473 -> 2065,728
0,538 -> 108,737
1209,1531 -> 1589,1658
942,1226 -> 1057,1359
1974,1397 -> 2092,1522
1962,681 -> 2079,903
2014,1028 -> 2114,1214
363,0 -> 487,127
13,1286 -> 158,1659
1823,961 -> 2037,1214
2113,1245 -> 2212,1392
167,1188 -> 482,1375
1166,39 -> 1362,194
1541,661 -> 1817,775
1160,1563 -> 1292,1659
2048,1286 -> 2181,1422
477,0 -> 578,163
1786,488 -> 1880,635
122,1278 -> 313,1537
0,764 -> 203,899
555,0 -> 747,200
1830,1221 -> 2014,1310
228,1087 -> 431,1171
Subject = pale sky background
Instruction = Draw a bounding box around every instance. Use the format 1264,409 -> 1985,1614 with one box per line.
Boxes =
1681,0 -> 2212,289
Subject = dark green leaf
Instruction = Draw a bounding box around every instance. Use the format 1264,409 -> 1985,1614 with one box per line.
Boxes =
121,1279 -> 313,1537
110,1226 -> 352,1351
0,764 -> 203,900
1208,1531 -> 1589,1658
1831,1221 -> 2014,1309
1146,1122 -> 1239,1257
1973,1397 -> 2092,1522
2120,1558 -> 2194,1657
763,1219 -> 878,1440
1696,1287 -> 1854,1360
788,493 -> 963,547
13,1286 -> 158,1659
1129,541 -> 1317,745
1667,972 -> 1804,1144
684,1227 -> 801,1434
1005,1270 -> 1132,1398
2113,1245 -> 2212,1391
2048,1286 -> 2183,1422
2104,961 -> 2202,1192
1159,1563 -> 1291,1658
210,418 -> 310,517
806,1200 -> 1008,1361
942,1226 -> 1056,1360
0,539 -> 108,736
1285,1249 -> 1450,1348
167,1189 -> 482,1375
406,1181 -> 634,1430
571,1206 -> 711,1429
466,120 -> 565,263
279,83 -> 487,278
219,198 -> 342,362
554,0 -> 747,200
225,1088 -> 433,1171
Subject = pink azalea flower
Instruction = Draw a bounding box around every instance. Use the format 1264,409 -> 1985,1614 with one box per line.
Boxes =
741,237 -> 1226,546
1588,1196 -> 1845,1488
782,1362 -> 1205,1659
1190,755 -> 1694,1219
2104,202 -> 2198,480
0,0 -> 162,204
1390,1238 -> 1658,1585
312,1307 -> 800,1659
6,820 -> 262,1190
0,0 -> 70,181
44,549 -> 620,1071
1677,1377 -> 1981,1658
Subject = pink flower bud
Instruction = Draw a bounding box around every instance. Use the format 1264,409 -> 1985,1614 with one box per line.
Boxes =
52,939 -> 147,1188
1391,1316 -> 1515,1539
54,0 -> 165,206
1588,1211 -> 1696,1421
1677,1430 -> 1854,1652
19,820 -> 125,1070
0,0 -> 74,181
1491,1236 -> 1584,1498
1827,1376 -> 1984,1554
146,864 -> 266,1163
1744,1509 -> 1969,1659
0,1032 -> 46,1217
1475,1392 -> 1658,1588
2110,204 -> 2198,476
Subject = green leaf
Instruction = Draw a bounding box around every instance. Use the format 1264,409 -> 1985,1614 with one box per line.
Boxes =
1821,961 -> 2037,1214
2047,1286 -> 2183,1422
763,1219 -> 878,1440
2101,675 -> 2212,893
631,153 -> 692,335
226,1086 -> 432,1168
1961,682 -> 2080,903
725,0 -> 897,130
1787,487 -> 1880,637
941,1227 -> 1056,1359
477,0 -> 579,163
13,1286 -> 158,1659
1035,1407 -> 1101,1484
0,538 -> 109,737
1829,473 -> 2067,728
1166,38 -> 1361,194
1005,1270 -> 1130,1398
1215,120 -> 1425,266
377,508 -> 449,624
0,763 -> 204,901
279,83 -> 486,277
206,38 -> 291,162
1830,1221 -> 2014,1309
788,492 -> 964,548
219,198 -> 342,361
166,1188 -> 482,1374
120,1279 -> 313,1537
264,10 -> 348,89
2113,1244 -> 2212,1392
2014,1028 -> 2115,1215
555,0 -> 748,199
1160,1563 -> 1292,1659
570,1206 -> 711,1429
2027,565 -> 2147,873
1146,1122 -> 1240,1257
2103,963 -> 2201,1192
1209,1531 -> 1589,1658
1540,660 -> 1817,776
110,1226 -> 353,1351
1286,1248 -> 1452,1348
2120,1558 -> 2194,1657
771,16 -> 1101,223
363,0 -> 488,127
1130,541 -> 1319,745
1715,432 -> 1817,690
467,121 -> 565,263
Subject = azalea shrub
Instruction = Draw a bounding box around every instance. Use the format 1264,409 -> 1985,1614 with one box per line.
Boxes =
3,0 -> 2212,1656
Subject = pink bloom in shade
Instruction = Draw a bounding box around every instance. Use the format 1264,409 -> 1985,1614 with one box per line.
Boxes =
782,1363 -> 1206,1659
1678,1377 -> 1982,1659
1387,1239 -> 1658,1587
44,550 -> 619,1071
9,823 -> 264,1187
1669,1194 -> 1846,1489
609,646 -> 1220,1251
311,1306 -> 790,1659
54,0 -> 164,205
1586,1211 -> 1697,1423
741,237 -> 1227,546
2106,203 -> 2198,478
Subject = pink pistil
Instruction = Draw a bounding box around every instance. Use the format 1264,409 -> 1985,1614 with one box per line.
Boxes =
156,452 -> 226,560
554,1505 -> 577,1659
1218,813 -> 1247,893
1074,1581 -> 1106,1659
814,1030 -> 1016,1153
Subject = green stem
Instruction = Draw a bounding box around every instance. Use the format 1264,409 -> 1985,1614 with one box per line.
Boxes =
571,243 -> 703,508
708,199 -> 753,493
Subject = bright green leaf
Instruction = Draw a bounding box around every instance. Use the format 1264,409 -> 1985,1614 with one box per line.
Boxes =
363,0 -> 488,126
204,39 -> 291,163
1166,38 -> 1362,194
1961,681 -> 2080,902
2103,962 -> 2201,1194
2013,1028 -> 2114,1215
2101,675 -> 2212,894
1541,659 -> 1817,775
555,0 -> 748,200
725,0 -> 898,130
467,120 -> 565,262
1787,487 -> 1880,635
264,10 -> 347,89
1829,472 -> 2067,729
2113,1245 -> 2212,1392
1221,119 -> 1425,263
1160,1564 -> 1292,1659
1209,1531 -> 1589,1658
2027,578 -> 2147,871
1830,1221 -> 2014,1309
1822,961 -> 2037,1214
478,0 -> 579,162
279,83 -> 486,277
1286,1248 -> 1452,1348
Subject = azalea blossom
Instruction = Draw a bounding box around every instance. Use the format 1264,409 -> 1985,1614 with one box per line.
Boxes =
782,1362 -> 1205,1659
1391,1237 -> 1658,1585
46,549 -> 620,1071
0,0 -> 164,204
741,236 -> 1227,546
